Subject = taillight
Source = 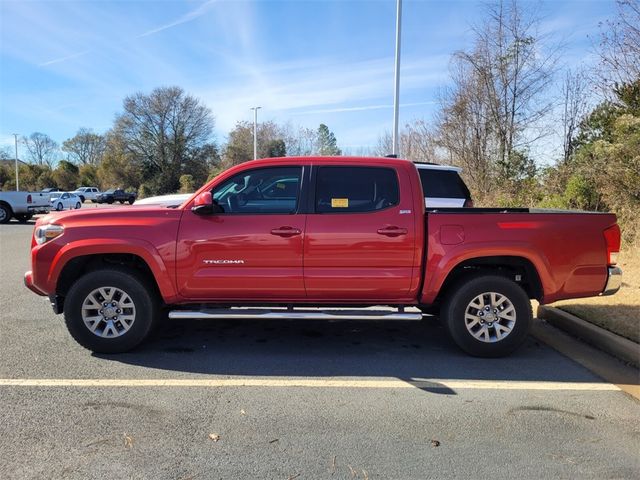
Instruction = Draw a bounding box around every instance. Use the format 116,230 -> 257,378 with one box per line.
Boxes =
27,194 -> 32,204
603,224 -> 621,265
463,199 -> 474,208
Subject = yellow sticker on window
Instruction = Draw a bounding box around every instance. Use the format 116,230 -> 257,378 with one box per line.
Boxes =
331,198 -> 349,208
276,183 -> 286,189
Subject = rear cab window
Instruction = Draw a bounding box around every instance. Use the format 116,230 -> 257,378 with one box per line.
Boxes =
314,166 -> 399,213
418,169 -> 471,199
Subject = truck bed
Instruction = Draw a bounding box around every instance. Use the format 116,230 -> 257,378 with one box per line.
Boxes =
422,209 -> 618,305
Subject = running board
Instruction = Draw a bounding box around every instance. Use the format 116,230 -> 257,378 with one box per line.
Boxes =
168,308 -> 423,321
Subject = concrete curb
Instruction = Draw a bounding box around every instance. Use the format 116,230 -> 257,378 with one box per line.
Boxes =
537,305 -> 639,368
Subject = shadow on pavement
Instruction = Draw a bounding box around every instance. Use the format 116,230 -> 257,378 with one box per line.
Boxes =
96,317 -> 606,394
1,219 -> 36,226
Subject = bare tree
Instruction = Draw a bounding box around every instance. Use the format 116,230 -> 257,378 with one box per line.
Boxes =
435,60 -> 495,197
282,124 -> 317,156
597,0 -> 640,89
223,120 -> 288,166
113,86 -> 214,193
455,0 -> 558,167
560,69 -> 590,163
61,128 -> 106,165
375,119 -> 437,163
23,132 -> 58,168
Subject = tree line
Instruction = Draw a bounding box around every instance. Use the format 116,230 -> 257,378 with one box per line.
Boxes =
0,85 -> 342,197
374,0 -> 639,245
1,0 -> 637,244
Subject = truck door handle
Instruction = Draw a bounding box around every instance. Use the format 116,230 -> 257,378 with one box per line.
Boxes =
377,226 -> 407,237
271,226 -> 302,237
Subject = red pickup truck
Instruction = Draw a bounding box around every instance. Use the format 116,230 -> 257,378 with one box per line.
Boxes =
24,156 -> 622,357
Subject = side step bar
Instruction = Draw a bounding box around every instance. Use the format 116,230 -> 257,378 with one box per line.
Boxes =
168,308 -> 423,321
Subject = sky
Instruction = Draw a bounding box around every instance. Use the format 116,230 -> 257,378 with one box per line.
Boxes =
0,0 -> 618,160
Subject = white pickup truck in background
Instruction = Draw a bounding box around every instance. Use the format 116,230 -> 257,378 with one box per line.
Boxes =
0,191 -> 50,224
72,186 -> 101,203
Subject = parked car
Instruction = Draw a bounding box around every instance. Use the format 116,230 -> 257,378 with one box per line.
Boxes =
96,189 -> 137,205
50,192 -> 82,211
135,193 -> 191,207
25,156 -> 622,356
0,191 -> 50,224
72,187 -> 101,203
415,163 -> 473,208
40,187 -> 64,202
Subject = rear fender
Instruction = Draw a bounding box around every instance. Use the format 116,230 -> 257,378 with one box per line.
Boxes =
420,242 -> 554,305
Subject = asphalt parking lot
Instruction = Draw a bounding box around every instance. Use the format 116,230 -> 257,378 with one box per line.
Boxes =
1,220 -> 639,479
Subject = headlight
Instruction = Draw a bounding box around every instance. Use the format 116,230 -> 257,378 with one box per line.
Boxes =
35,224 -> 64,245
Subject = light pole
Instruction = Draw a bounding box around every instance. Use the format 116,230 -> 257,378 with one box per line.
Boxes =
13,133 -> 19,191
250,106 -> 262,160
392,0 -> 402,157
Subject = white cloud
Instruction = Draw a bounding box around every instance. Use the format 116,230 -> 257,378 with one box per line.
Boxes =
198,55 -> 449,132
137,0 -> 218,38
293,101 -> 436,116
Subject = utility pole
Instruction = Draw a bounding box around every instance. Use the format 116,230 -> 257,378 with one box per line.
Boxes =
250,106 -> 262,160
13,133 -> 19,191
392,0 -> 402,157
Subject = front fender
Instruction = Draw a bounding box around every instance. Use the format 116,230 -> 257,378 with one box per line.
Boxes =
46,238 -> 180,304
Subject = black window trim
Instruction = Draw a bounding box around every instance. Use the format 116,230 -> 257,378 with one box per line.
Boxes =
207,165 -> 307,216
310,164 -> 401,215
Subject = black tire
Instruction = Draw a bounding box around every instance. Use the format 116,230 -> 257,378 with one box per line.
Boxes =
79,195 -> 85,203
0,203 -> 13,224
15,213 -> 33,223
119,200 -> 125,204
56,202 -> 63,211
64,268 -> 158,353
107,197 -> 114,204
128,197 -> 135,205
441,275 -> 531,357
75,202 -> 82,209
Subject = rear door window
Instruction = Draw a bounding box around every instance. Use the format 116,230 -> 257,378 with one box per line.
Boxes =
418,169 -> 471,199
315,166 -> 399,213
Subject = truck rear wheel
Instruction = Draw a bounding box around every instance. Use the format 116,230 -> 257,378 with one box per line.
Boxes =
64,268 -> 157,353
441,275 -> 531,357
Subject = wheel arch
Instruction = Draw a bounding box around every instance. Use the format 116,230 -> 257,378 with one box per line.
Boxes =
427,255 -> 543,307
48,240 -> 179,311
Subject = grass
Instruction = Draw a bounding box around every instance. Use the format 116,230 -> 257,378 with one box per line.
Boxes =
553,248 -> 640,343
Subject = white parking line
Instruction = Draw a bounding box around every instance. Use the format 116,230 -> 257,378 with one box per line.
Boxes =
0,378 -> 621,391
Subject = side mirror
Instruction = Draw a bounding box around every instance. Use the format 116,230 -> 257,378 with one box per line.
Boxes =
192,192 -> 213,215
192,192 -> 224,215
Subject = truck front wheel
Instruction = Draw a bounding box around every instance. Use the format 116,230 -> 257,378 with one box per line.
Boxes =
64,268 -> 157,353
441,275 -> 531,357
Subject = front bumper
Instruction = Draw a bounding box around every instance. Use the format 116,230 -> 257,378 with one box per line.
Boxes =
601,266 -> 623,296
24,270 -> 46,296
